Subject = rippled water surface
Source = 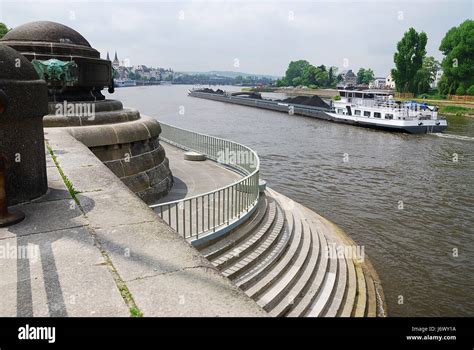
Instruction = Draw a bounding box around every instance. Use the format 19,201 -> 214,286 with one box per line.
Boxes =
109,85 -> 474,316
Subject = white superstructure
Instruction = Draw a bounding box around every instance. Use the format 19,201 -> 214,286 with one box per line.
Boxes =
326,89 -> 448,133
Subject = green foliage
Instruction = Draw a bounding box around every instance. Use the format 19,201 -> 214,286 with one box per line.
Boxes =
333,95 -> 341,100
276,78 -> 288,87
439,20 -> 474,95
130,307 -> 143,317
440,105 -> 474,116
467,85 -> 474,96
280,60 -> 339,88
412,56 -> 441,95
392,27 -> 428,93
455,85 -> 465,95
285,60 -> 312,84
0,23 -> 9,39
356,68 -> 375,85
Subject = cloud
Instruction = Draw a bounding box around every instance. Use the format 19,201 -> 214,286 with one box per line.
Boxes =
1,0 -> 472,76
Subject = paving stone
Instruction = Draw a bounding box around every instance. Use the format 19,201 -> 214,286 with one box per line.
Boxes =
0,227 -> 128,317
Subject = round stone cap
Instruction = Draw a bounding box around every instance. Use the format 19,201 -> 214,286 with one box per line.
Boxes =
184,152 -> 206,161
1,21 -> 91,47
0,44 -> 38,80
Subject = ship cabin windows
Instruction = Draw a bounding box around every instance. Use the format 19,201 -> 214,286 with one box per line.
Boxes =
374,112 -> 382,118
354,110 -> 361,116
364,111 -> 371,117
337,108 -> 344,114
385,113 -> 394,120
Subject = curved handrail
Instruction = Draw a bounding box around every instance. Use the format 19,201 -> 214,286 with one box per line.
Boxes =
150,122 -> 260,241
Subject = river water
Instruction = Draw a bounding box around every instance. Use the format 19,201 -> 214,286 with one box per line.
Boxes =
109,85 -> 474,317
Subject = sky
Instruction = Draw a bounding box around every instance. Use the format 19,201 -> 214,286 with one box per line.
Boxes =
0,0 -> 472,77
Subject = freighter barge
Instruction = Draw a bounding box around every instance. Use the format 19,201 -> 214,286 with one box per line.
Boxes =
188,88 -> 448,134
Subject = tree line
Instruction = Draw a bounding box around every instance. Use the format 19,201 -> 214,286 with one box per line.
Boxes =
392,19 -> 473,96
276,59 -> 377,89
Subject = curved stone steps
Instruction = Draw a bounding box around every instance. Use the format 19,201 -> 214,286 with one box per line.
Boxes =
199,195 -> 269,260
194,188 -> 385,318
339,252 -> 357,317
243,208 -> 305,300
322,242 -> 347,317
267,214 -> 321,316
285,216 -> 330,317
210,199 -> 278,270
304,235 -> 338,317
295,204 -> 369,318
221,205 -> 286,279
364,268 -> 377,317
353,262 -> 367,317
255,205 -> 313,313
233,211 -> 294,290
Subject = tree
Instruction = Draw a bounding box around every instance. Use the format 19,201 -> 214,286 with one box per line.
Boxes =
455,85 -> 465,96
328,66 -> 338,87
356,68 -> 366,84
0,23 -> 9,39
439,20 -> 474,95
422,56 -> 440,83
292,77 -> 302,86
363,69 -> 375,84
391,27 -> 428,93
356,68 -> 375,85
280,61 -> 341,88
285,60 -> 312,84
313,67 -> 328,87
412,56 -> 441,94
467,85 -> 474,96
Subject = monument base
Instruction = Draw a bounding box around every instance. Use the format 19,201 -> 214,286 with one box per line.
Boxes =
45,100 -> 173,204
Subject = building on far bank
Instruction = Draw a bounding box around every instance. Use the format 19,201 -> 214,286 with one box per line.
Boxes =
369,77 -> 386,89
385,73 -> 396,89
112,51 -> 120,69
338,69 -> 357,87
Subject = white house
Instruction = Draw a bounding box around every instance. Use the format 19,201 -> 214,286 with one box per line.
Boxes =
385,73 -> 396,89
369,77 -> 387,89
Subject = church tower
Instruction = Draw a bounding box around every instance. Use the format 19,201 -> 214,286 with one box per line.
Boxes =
112,51 -> 120,68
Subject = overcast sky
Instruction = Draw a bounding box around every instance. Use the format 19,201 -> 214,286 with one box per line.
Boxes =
1,0 -> 472,76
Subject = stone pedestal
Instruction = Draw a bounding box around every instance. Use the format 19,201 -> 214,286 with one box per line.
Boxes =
1,21 -> 173,204
45,100 -> 173,203
0,44 -> 48,205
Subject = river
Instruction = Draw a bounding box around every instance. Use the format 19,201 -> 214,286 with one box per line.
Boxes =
108,84 -> 474,317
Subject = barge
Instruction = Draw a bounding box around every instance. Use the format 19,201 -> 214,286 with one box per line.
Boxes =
188,88 -> 448,134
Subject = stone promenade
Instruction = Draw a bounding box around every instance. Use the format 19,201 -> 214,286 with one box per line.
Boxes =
0,129 -> 266,317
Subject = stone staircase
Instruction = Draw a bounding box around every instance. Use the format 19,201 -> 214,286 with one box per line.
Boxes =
195,188 -> 386,317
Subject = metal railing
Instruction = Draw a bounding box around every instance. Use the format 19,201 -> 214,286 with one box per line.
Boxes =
150,123 -> 260,241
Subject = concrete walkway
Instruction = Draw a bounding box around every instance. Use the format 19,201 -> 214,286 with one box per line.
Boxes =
0,129 -> 266,317
154,143 -> 241,204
